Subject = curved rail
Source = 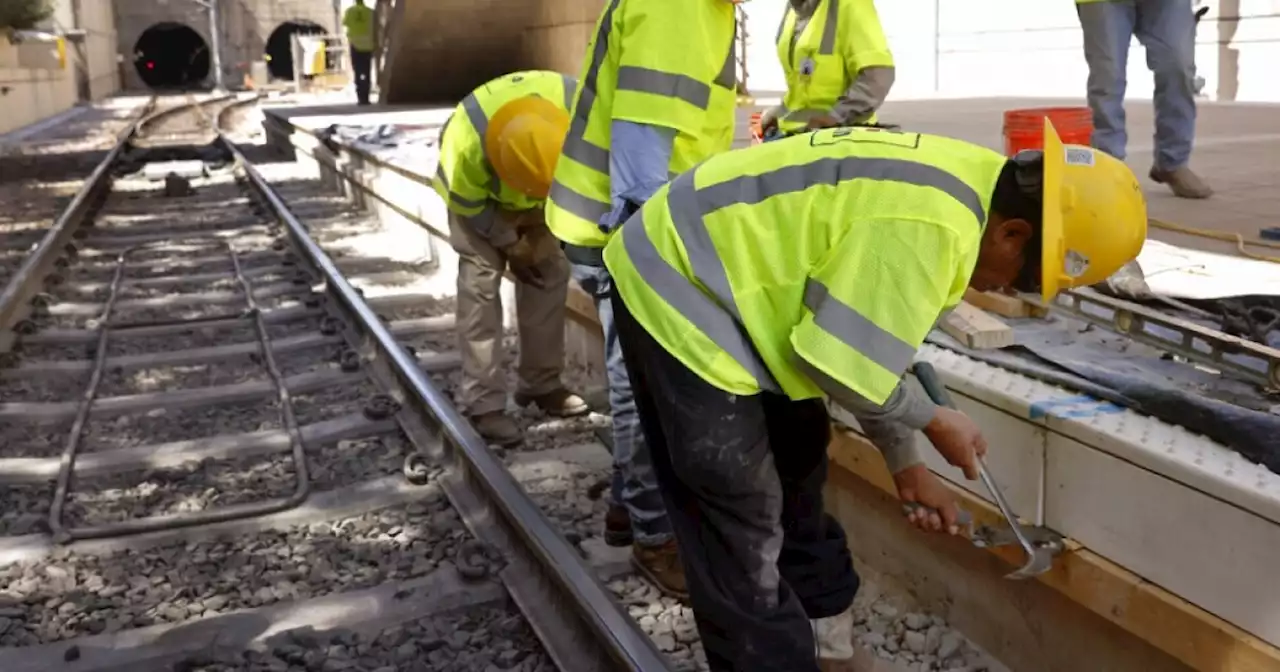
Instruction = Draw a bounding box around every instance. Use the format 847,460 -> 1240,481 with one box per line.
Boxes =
216,133 -> 671,670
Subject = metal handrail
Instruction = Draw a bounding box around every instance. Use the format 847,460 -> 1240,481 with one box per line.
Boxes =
220,134 -> 671,671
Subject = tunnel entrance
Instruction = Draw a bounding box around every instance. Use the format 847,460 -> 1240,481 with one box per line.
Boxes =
265,20 -> 326,80
133,23 -> 211,90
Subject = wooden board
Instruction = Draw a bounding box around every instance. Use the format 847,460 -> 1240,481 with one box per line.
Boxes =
827,428 -> 1280,672
963,288 -> 1049,318
939,302 -> 1014,350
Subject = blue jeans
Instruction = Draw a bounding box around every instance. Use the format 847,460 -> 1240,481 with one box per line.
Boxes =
571,263 -> 672,547
1077,0 -> 1198,171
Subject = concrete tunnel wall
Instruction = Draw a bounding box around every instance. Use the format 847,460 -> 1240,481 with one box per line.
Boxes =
378,0 -> 1280,105
379,0 -> 604,104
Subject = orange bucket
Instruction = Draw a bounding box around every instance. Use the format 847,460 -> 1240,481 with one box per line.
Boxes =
1002,107 -> 1093,157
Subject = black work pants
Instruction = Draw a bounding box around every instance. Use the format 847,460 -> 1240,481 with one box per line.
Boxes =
611,291 -> 859,671
350,48 -> 372,105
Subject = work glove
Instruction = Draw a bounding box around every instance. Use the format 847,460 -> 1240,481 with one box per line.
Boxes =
504,236 -> 549,289
758,105 -> 783,138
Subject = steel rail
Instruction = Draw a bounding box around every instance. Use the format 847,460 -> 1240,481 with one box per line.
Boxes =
219,135 -> 671,671
135,92 -> 240,141
0,96 -> 158,354
46,237 -> 313,543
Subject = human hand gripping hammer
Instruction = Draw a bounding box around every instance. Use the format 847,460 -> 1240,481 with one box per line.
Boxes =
909,361 -> 1066,580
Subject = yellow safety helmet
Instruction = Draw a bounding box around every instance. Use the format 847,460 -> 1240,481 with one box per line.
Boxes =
484,95 -> 570,199
1039,118 -> 1148,302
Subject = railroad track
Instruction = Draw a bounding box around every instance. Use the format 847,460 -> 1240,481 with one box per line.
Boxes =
0,96 -> 679,672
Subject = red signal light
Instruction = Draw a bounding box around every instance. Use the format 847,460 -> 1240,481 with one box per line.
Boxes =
145,61 -> 155,70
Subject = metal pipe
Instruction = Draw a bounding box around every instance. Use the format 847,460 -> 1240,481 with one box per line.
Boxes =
209,0 -> 225,91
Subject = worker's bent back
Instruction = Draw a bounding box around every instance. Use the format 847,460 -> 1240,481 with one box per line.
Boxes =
546,0 -> 740,249
603,127 -> 1008,406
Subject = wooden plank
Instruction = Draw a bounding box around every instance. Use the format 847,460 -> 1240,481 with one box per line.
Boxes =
963,288 -> 1048,318
939,302 -> 1014,350
827,428 -> 1280,672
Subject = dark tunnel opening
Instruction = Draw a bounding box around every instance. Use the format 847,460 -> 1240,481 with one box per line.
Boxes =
133,22 -> 211,90
265,20 -> 326,80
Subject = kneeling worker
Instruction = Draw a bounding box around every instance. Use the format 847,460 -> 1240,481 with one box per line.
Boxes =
603,122 -> 1147,671
434,71 -> 589,445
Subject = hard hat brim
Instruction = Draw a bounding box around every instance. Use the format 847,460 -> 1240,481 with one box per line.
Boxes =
1039,118 -> 1066,303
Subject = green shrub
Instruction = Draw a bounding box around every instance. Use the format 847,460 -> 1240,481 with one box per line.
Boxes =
0,0 -> 55,32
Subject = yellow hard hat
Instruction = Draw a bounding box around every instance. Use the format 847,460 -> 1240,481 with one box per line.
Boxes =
1039,118 -> 1148,302
484,95 -> 569,199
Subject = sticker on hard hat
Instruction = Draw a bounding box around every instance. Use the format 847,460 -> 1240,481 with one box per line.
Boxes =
1063,250 -> 1090,278
1065,147 -> 1095,167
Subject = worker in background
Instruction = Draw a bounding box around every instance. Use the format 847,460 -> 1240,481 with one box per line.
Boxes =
545,0 -> 742,599
1076,0 -> 1211,198
602,123 -> 1148,671
760,0 -> 896,139
342,0 -> 375,105
433,71 -> 590,445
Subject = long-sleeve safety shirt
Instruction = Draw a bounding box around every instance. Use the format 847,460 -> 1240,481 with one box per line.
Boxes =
771,0 -> 895,128
599,121 -> 677,233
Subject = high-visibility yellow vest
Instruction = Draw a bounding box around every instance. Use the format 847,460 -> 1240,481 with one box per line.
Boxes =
433,70 -> 577,218
342,4 -> 376,52
776,0 -> 894,133
602,127 -> 1007,405
546,0 -> 740,249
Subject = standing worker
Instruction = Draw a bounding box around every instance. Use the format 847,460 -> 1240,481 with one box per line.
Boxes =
761,0 -> 896,138
1076,0 -> 1212,198
545,0 -> 742,598
602,123 -> 1148,671
434,70 -> 590,445
342,0 -> 375,106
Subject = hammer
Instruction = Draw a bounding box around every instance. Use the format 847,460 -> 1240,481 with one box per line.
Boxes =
909,361 -> 1065,580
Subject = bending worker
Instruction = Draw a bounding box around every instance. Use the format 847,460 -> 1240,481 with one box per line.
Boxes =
433,71 -> 590,445
602,123 -> 1147,671
761,0 -> 895,138
1076,0 -> 1211,198
545,0 -> 741,597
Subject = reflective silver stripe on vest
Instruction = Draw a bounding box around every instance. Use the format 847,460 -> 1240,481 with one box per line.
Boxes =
622,209 -> 781,392
561,74 -> 576,111
556,0 -> 736,219
617,66 -> 712,109
819,0 -> 838,54
434,163 -> 487,210
803,278 -> 915,375
695,156 -> 986,227
460,92 -> 497,192
666,171 -> 745,328
550,181 -> 611,227
715,18 -> 738,90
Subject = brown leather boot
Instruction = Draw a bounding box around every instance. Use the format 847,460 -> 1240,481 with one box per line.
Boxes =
470,411 -> 521,447
631,539 -> 688,600
1150,165 -> 1213,199
604,503 -> 633,547
514,388 -> 590,417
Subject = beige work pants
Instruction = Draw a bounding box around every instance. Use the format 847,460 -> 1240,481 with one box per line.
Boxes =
448,212 -> 570,416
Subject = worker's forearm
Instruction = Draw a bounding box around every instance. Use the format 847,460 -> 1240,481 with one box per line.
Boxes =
599,121 -> 676,233
830,66 -> 896,125
795,357 -> 931,473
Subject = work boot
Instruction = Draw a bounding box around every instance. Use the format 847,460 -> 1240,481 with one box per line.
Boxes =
631,539 -> 688,600
604,503 -> 634,547
1149,165 -> 1213,199
514,388 -> 590,418
814,610 -> 883,671
470,411 -> 521,447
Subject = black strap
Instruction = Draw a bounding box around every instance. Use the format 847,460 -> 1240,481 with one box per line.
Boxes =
562,243 -> 605,267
